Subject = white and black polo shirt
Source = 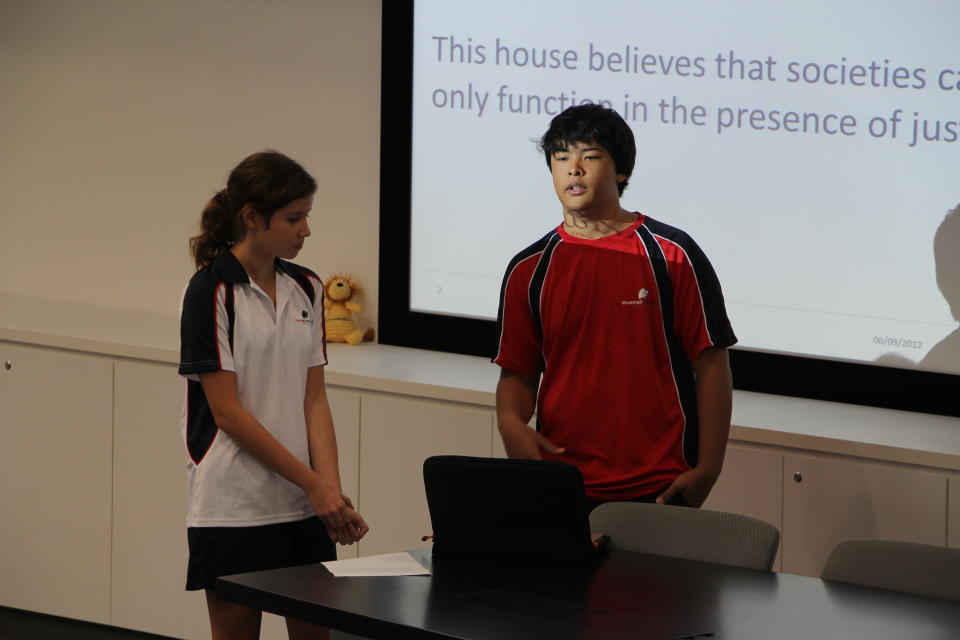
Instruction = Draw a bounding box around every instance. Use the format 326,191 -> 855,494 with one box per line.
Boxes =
178,250 -> 327,527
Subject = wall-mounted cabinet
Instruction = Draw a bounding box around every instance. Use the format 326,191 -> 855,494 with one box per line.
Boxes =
702,445 -> 784,570
781,455 -> 947,577
357,394 -> 495,556
0,344 -> 112,623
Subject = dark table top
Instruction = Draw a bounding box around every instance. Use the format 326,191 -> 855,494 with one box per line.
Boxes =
217,548 -> 960,639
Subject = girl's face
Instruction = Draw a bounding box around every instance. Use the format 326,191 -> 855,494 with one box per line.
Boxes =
248,195 -> 314,260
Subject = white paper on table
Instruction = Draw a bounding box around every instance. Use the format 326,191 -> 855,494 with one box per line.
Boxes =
321,552 -> 431,577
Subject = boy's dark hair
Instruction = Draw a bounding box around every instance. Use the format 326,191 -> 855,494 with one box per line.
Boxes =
539,104 -> 636,196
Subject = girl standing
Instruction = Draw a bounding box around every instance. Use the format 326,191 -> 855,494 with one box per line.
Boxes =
179,151 -> 367,639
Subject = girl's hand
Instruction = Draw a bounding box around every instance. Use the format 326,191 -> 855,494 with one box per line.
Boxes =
307,479 -> 368,544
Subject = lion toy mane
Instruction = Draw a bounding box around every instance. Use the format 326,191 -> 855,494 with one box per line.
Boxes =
323,274 -> 375,345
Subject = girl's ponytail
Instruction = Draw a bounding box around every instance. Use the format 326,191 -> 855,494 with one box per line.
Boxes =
189,188 -> 244,269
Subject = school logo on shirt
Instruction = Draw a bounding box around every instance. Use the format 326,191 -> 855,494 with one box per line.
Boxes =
621,288 -> 650,306
294,310 -> 314,325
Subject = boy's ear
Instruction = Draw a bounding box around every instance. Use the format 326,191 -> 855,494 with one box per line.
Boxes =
617,173 -> 626,183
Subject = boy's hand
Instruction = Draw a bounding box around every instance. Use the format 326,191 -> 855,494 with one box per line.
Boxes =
655,467 -> 720,508
501,421 -> 564,459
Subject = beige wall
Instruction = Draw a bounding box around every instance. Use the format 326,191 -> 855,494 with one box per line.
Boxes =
0,0 -> 381,326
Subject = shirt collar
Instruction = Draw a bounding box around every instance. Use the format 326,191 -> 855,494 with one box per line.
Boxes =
274,258 -> 298,279
212,249 -> 298,284
210,249 -> 249,284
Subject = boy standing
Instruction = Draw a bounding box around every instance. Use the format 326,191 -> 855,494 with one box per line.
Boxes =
494,104 -> 736,508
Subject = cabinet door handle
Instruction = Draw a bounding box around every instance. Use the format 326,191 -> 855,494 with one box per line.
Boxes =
4,361 -> 10,370
793,472 -> 803,483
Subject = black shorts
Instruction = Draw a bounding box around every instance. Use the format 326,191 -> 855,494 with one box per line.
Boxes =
186,516 -> 336,591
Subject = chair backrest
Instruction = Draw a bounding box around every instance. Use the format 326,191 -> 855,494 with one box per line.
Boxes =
821,539 -> 960,602
588,501 -> 780,571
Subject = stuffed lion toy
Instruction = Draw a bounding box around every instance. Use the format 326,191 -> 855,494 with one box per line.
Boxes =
324,275 -> 375,345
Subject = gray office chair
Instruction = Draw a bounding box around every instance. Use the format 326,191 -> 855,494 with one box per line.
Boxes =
589,501 -> 780,571
821,539 -> 960,602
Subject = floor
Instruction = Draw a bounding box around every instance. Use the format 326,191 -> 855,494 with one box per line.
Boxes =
0,606 -> 365,640
0,606 -> 174,640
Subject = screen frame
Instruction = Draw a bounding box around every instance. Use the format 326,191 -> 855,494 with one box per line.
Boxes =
377,0 -> 957,418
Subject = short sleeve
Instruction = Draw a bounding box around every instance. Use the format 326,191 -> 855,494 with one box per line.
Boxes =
492,257 -> 543,375
307,274 -> 328,367
668,240 -> 737,361
178,276 -> 235,380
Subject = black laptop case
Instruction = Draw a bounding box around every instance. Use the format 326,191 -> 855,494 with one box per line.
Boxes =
423,455 -> 601,563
